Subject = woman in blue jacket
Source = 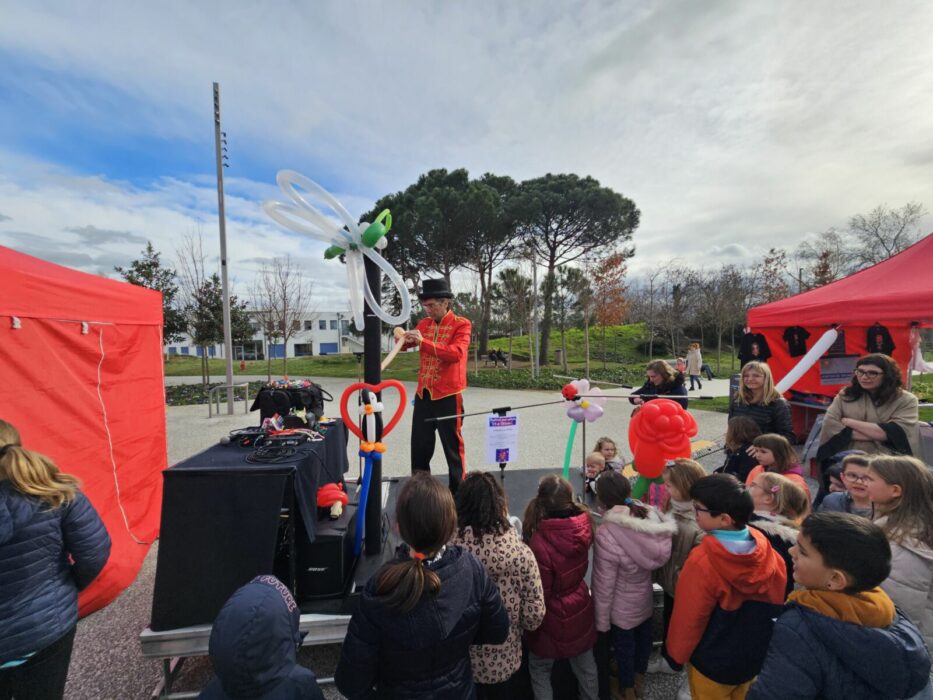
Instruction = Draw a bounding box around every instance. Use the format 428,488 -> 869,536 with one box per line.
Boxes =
0,420 -> 111,699
335,472 -> 509,699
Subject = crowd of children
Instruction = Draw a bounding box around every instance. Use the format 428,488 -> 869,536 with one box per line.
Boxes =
194,438 -> 933,700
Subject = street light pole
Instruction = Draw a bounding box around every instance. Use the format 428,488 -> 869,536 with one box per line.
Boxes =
213,82 -> 234,414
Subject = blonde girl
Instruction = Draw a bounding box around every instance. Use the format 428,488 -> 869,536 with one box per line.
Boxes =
649,458 -> 707,675
864,455 -> 933,649
0,419 -> 110,698
592,436 -> 623,470
749,472 -> 810,597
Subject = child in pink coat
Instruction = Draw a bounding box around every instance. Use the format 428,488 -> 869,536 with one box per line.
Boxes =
592,471 -> 676,699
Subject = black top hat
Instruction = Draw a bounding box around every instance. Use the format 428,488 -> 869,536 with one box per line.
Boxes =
418,279 -> 453,300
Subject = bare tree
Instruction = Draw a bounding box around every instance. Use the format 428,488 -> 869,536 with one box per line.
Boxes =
175,232 -> 212,386
251,256 -> 315,377
848,202 -> 927,268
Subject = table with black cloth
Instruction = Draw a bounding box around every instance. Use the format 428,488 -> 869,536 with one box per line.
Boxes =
150,420 -> 349,631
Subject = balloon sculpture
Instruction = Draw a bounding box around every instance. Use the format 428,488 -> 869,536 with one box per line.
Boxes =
628,399 -> 698,499
560,379 -> 607,479
339,380 -> 407,556
774,328 -> 839,393
263,170 -> 412,331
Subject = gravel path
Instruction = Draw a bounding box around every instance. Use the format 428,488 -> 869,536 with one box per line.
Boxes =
67,378 -> 729,699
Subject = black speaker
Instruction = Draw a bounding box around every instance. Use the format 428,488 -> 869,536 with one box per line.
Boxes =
295,504 -> 358,600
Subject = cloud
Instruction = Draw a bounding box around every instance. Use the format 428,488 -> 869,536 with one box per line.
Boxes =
1,1 -> 932,292
64,224 -> 148,246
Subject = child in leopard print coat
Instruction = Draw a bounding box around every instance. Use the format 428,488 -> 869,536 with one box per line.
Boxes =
453,472 -> 546,698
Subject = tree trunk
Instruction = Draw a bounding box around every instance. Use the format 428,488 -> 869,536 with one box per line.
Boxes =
266,339 -> 273,381
537,256 -> 557,367
731,327 -> 736,370
508,332 -> 513,374
601,325 -> 607,370
560,324 -> 568,374
478,267 -> 491,355
584,312 -> 591,380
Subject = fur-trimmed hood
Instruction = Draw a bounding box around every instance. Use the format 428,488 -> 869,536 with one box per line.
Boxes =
602,504 -> 679,536
750,512 -> 799,545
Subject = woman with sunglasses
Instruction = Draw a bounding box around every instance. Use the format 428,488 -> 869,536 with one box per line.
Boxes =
817,353 -> 920,471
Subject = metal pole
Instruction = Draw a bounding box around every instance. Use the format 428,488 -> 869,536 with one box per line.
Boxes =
363,255 -> 383,555
530,248 -> 538,378
213,82 -> 234,414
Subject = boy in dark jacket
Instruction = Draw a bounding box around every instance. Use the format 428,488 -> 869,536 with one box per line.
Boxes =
666,474 -> 786,697
200,575 -> 324,700
749,512 -> 932,700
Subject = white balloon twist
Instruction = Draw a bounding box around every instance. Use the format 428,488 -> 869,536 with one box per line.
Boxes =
262,170 -> 412,330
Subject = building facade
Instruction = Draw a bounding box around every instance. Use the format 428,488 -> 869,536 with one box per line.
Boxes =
165,309 -> 368,360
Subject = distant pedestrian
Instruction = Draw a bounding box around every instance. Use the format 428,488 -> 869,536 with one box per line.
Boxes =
686,343 -> 703,391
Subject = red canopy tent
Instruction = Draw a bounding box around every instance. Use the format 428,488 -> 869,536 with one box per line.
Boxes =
748,233 -> 933,400
0,245 -> 166,615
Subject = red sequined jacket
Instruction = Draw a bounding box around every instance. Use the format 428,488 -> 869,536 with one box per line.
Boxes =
404,311 -> 472,400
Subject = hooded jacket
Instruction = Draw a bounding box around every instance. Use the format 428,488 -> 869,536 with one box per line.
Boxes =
876,517 -> 933,651
525,511 -> 597,659
748,588 -> 932,700
201,575 -> 324,700
655,501 -> 705,597
749,512 -> 800,599
0,482 -> 110,664
452,526 -> 546,684
592,504 -> 676,631
667,527 -> 787,684
335,545 -> 508,699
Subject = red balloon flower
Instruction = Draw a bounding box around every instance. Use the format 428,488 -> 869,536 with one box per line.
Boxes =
628,399 -> 698,479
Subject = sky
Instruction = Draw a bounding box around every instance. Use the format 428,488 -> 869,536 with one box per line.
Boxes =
1,1 -> 932,308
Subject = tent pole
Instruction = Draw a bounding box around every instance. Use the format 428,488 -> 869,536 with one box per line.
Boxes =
213,82 -> 235,414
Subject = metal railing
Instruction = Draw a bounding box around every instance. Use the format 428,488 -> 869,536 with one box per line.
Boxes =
207,383 -> 251,418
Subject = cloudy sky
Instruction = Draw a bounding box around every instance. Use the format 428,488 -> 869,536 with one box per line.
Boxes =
1,1 -> 931,307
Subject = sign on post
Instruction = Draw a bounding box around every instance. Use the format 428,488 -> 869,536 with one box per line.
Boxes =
486,414 -> 519,465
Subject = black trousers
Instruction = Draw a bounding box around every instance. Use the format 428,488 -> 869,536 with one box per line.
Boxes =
411,391 -> 465,493
0,626 -> 76,700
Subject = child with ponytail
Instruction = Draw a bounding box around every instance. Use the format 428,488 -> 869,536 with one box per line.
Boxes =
335,472 -> 508,699
592,471 -> 676,699
523,475 -> 599,700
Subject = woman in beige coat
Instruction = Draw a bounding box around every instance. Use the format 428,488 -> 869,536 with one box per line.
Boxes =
685,343 -> 703,391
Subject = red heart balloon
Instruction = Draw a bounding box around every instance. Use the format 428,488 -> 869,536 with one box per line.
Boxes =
339,380 -> 408,442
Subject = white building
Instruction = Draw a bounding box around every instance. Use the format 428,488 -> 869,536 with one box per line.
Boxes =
165,309 -> 372,360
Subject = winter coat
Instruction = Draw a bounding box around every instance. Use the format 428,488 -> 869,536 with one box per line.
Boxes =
630,372 -> 688,409
525,511 -> 597,659
717,443 -> 759,483
452,526 -> 545,684
592,504 -> 676,631
655,500 -> 705,597
201,575 -> 324,700
749,588 -> 932,700
876,518 -> 933,650
818,390 -> 921,463
0,482 -> 110,664
728,399 -> 795,444
335,545 -> 509,699
817,491 -> 872,518
667,527 -> 786,685
749,512 -> 800,599
686,349 -> 702,375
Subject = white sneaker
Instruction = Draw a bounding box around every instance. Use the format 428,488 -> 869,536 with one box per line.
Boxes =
646,654 -> 678,674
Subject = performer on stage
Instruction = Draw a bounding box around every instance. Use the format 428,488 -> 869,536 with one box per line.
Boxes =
399,279 -> 472,493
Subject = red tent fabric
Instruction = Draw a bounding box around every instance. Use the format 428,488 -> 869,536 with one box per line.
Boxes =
0,245 -> 165,615
747,234 -> 933,396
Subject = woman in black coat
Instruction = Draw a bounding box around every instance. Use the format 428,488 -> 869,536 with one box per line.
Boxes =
630,360 -> 688,409
335,472 -> 509,699
728,361 -> 795,443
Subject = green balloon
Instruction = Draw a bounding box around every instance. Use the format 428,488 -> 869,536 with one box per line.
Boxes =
324,245 -> 345,259
361,221 -> 385,248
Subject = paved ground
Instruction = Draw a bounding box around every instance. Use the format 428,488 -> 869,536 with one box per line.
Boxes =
67,378 -> 730,699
